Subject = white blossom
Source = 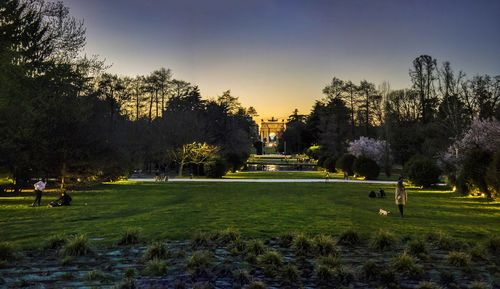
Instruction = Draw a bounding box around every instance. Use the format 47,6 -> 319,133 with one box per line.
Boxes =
347,137 -> 391,166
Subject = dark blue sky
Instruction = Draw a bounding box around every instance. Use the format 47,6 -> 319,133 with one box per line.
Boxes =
62,0 -> 500,118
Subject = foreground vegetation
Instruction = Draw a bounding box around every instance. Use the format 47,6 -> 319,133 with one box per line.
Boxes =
0,182 -> 498,249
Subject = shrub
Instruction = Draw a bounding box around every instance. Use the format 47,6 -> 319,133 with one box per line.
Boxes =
118,227 -> 141,245
187,250 -> 212,275
317,155 -> 329,168
404,155 -> 441,187
143,241 -> 170,261
323,156 -> 338,173
60,234 -> 92,256
278,232 -> 294,248
370,230 -> 396,251
447,251 -> 471,267
462,149 -> 494,198
292,233 -> 313,256
0,242 -> 17,261
143,258 -> 167,276
416,281 -> 443,289
204,158 -> 228,178
44,234 -> 68,250
337,228 -> 361,246
336,153 -> 356,176
314,234 -> 338,257
361,260 -> 380,281
353,156 -> 380,180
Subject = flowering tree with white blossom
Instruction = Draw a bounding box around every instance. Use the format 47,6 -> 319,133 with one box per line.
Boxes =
347,137 -> 391,167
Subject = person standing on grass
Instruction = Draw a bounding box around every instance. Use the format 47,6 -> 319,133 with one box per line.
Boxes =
395,179 -> 407,217
32,178 -> 47,207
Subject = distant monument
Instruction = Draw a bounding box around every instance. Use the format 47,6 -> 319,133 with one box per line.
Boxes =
259,117 -> 285,146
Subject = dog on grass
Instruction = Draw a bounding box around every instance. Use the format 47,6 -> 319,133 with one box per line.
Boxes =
378,208 -> 390,216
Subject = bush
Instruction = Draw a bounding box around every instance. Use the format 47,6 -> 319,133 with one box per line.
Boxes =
404,155 -> 441,187
204,157 -> 228,178
60,234 -> 91,256
336,153 -> 356,176
353,156 -> 380,180
337,228 -> 361,246
485,146 -> 500,197
118,228 -> 141,245
317,155 -> 329,168
322,156 -> 337,173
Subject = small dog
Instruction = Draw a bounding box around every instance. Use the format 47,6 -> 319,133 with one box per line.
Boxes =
379,208 -> 391,216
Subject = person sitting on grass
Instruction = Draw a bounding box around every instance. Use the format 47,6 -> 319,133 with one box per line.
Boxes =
48,190 -> 72,207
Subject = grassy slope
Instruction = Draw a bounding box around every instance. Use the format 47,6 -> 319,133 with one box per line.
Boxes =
0,181 -> 498,248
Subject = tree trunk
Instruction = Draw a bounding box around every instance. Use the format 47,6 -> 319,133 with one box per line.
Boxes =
178,160 -> 184,177
60,161 -> 66,190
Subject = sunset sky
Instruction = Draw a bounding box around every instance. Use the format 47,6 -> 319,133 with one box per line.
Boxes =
62,0 -> 500,119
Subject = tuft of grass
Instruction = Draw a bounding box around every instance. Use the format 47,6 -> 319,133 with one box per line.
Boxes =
0,242 -> 17,262
314,234 -> 338,257
416,281 -> 443,289
379,269 -> 399,287
115,278 -> 137,289
191,231 -> 213,249
117,227 -> 141,245
468,281 -> 491,289
244,281 -> 266,289
232,269 -> 251,287
469,244 -> 487,261
44,234 -> 68,250
315,264 -> 334,286
123,268 -> 136,279
426,230 -> 458,250
143,258 -> 167,276
484,235 -> 500,255
333,265 -> 355,286
439,271 -> 456,287
280,264 -> 300,285
407,238 -> 429,258
85,270 -> 111,282
371,229 -> 397,251
217,227 -> 241,245
61,272 -> 73,280
392,252 -> 422,276
258,250 -> 283,277
187,250 -> 212,276
447,251 -> 471,267
143,241 -> 169,261
172,280 -> 186,289
292,233 -> 313,256
229,238 -> 247,255
317,254 -> 341,268
337,228 -> 361,246
245,239 -> 266,257
278,232 -> 294,248
60,256 -> 73,266
361,260 -> 380,281
60,234 -> 91,257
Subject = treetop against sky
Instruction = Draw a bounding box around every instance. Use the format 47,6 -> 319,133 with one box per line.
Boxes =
61,0 -> 500,118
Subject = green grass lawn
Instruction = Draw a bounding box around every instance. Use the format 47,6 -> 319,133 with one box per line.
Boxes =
1,181 -> 498,249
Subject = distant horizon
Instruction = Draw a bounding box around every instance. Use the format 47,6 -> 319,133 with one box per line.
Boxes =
62,0 -> 500,119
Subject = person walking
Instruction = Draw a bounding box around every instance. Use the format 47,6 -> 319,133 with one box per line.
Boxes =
395,179 -> 407,217
32,178 -> 46,207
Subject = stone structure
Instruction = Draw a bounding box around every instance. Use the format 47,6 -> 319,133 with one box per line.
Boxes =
259,117 -> 285,145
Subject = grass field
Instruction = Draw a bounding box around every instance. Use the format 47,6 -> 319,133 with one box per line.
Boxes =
0,181 -> 498,249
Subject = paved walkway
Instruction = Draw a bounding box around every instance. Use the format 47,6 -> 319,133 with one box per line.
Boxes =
128,178 -> 398,184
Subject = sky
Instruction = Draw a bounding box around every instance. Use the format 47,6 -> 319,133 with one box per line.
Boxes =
61,0 -> 500,119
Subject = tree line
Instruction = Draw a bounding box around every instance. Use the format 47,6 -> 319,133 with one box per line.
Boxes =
279,55 -> 499,196
0,0 -> 258,190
